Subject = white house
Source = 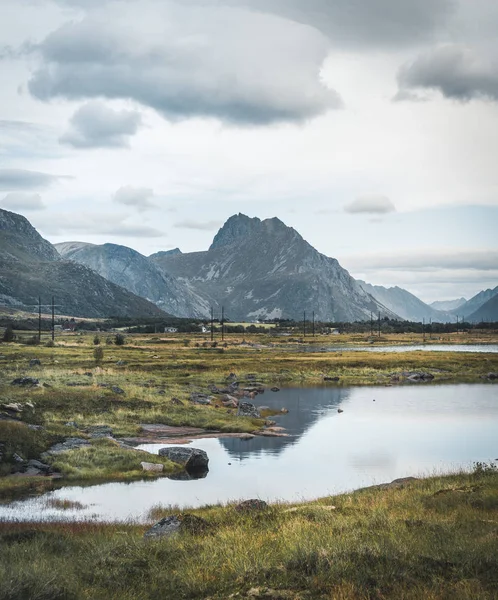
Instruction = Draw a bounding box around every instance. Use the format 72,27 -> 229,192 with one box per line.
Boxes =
164,327 -> 178,333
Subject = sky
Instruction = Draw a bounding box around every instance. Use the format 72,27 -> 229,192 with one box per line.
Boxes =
1,0 -> 497,303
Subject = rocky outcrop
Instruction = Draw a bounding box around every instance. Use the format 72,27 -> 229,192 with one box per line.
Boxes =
158,447 -> 209,471
144,514 -> 209,539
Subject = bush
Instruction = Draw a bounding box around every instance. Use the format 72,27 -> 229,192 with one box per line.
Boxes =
2,325 -> 15,342
93,347 -> 104,363
114,333 -> 126,346
93,335 -> 101,346
106,336 -> 114,345
24,335 -> 40,346
45,340 -> 55,348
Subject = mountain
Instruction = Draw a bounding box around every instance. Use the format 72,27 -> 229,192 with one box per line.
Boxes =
358,281 -> 454,323
430,298 -> 467,312
0,208 -> 166,318
452,286 -> 498,318
55,242 -> 209,318
150,214 -> 398,322
468,294 -> 498,322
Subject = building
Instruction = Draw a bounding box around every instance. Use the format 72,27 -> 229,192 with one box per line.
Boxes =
164,327 -> 178,334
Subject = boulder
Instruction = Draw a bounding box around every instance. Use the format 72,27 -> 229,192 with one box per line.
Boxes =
1,402 -> 23,413
42,438 -> 91,457
237,402 -> 261,418
29,359 -> 41,368
270,387 -> 280,392
190,393 -> 212,405
234,499 -> 268,512
486,373 -> 498,380
144,514 -> 209,539
141,462 -> 164,473
11,377 -> 39,387
111,386 -> 125,395
158,447 -> 209,470
323,376 -> 340,382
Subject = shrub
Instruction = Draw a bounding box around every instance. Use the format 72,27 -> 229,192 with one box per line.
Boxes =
114,333 -> 126,346
93,335 -> 101,346
45,340 -> 55,348
24,335 -> 40,346
106,336 -> 114,345
2,325 -> 15,342
93,347 -> 104,363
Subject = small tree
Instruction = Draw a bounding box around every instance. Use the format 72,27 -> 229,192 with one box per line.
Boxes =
93,346 -> 104,363
2,325 -> 15,343
93,335 -> 101,345
114,333 -> 126,346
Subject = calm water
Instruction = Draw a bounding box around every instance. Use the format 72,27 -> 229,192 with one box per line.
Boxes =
301,344 -> 498,353
1,384 -> 497,522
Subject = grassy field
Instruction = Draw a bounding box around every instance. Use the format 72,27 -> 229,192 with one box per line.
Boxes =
0,468 -> 497,599
1,331 -> 498,500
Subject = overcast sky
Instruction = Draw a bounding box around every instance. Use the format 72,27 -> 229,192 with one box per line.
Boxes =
1,0 -> 497,302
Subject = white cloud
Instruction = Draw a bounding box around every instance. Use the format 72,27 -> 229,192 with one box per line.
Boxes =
60,101 -> 142,148
174,219 -> 223,231
1,192 -> 45,211
345,196 -> 396,215
113,186 -> 156,211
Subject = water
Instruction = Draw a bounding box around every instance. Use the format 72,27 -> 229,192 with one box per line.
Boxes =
299,344 -> 498,354
1,384 -> 497,522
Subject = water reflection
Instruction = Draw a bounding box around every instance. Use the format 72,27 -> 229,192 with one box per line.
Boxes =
0,384 -> 497,522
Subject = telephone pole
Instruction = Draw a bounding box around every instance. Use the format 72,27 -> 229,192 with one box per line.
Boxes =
303,311 -> 306,337
378,312 -> 381,337
370,312 -> 373,337
312,311 -> 315,337
221,306 -> 225,342
210,307 -> 214,342
51,296 -> 55,342
38,297 -> 42,343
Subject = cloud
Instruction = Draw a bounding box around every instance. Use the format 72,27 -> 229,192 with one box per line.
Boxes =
174,219 -> 223,231
28,1 -> 340,125
342,249 -> 498,272
397,44 -> 498,102
58,0 -> 453,49
0,168 -> 61,191
33,211 -> 164,238
1,192 -> 45,211
113,186 -> 156,211
60,101 -> 142,148
345,196 -> 396,215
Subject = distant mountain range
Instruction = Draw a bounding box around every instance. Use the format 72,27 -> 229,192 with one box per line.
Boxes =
0,209 -> 166,318
2,208 -> 496,322
430,298 -> 467,312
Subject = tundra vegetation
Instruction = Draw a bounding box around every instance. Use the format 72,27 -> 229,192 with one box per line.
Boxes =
0,328 -> 497,598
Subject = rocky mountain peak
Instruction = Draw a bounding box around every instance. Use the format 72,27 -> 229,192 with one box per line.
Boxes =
0,208 -> 60,262
209,214 -> 298,251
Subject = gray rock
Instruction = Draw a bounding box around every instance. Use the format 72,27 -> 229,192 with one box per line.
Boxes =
323,376 -> 340,382
237,402 -> 261,418
141,462 -> 164,473
12,453 -> 25,464
42,438 -> 91,456
190,393 -> 212,405
144,514 -> 209,539
29,359 -> 41,367
111,386 -> 125,395
11,377 -> 39,387
158,447 -> 209,470
270,387 -> 280,392
234,499 -> 268,512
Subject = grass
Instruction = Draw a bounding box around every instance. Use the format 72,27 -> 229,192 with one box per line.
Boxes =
1,331 -> 497,500
0,469 -> 496,599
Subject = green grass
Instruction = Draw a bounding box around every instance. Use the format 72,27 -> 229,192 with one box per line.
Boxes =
0,469 -> 497,599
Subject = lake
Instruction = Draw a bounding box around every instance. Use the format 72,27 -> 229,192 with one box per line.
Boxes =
1,383 -> 497,522
297,344 -> 498,353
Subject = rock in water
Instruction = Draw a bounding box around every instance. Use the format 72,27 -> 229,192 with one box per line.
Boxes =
141,462 -> 164,473
158,447 -> 209,470
237,402 -> 261,418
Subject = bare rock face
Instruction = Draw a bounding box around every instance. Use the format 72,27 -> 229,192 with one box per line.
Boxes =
151,213 -> 399,322
158,447 -> 209,471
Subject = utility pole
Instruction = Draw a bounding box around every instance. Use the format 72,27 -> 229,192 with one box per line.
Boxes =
303,311 -> 306,338
211,307 -> 214,342
312,311 -> 315,337
51,296 -> 55,342
378,312 -> 381,337
370,312 -> 373,337
38,296 -> 42,343
221,306 -> 225,342
423,318 -> 426,343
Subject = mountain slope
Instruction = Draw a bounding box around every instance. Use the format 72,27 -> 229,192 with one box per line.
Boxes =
151,214 -> 398,322
358,281 -> 453,322
430,298 -> 467,312
453,286 -> 498,318
56,242 -> 209,318
0,208 -> 166,318
468,294 -> 498,322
